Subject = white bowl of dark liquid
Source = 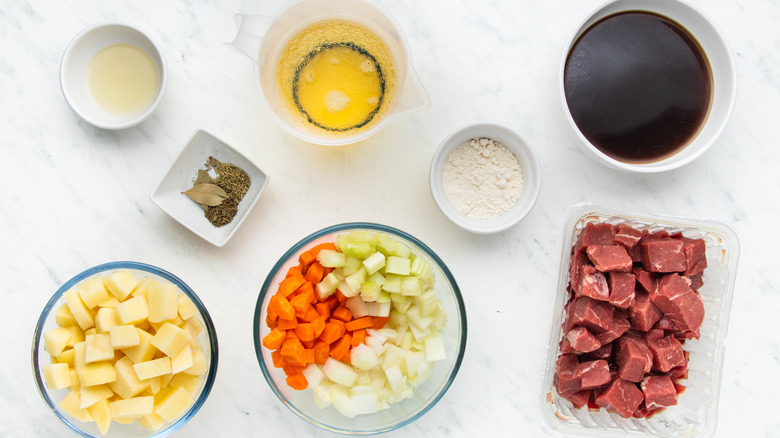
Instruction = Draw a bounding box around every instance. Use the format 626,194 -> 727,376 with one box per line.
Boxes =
560,0 -> 736,173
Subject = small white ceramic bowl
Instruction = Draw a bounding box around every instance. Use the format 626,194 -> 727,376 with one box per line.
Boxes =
60,23 -> 167,130
560,0 -> 737,173
151,130 -> 269,247
429,123 -> 542,234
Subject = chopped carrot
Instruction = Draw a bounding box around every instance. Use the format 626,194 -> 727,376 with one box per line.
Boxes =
332,306 -> 352,323
310,242 -> 338,257
277,317 -> 298,330
342,350 -> 351,364
298,251 -> 316,271
267,306 -> 278,323
282,363 -> 302,377
334,290 -> 348,304
301,339 -> 315,349
294,323 -> 315,342
304,261 -> 326,284
351,329 -> 366,347
305,348 -> 315,364
262,328 -> 287,350
271,349 -> 285,368
314,302 -> 331,318
285,330 -> 298,340
320,320 -> 346,344
302,306 -> 319,322
371,316 -> 390,330
281,337 -> 306,367
326,295 -> 340,310
270,294 -> 295,321
329,333 -> 352,361
266,314 -> 278,330
286,373 -> 308,391
290,286 -> 315,313
312,316 -> 326,338
285,265 -> 303,279
345,316 -> 373,331
313,340 -> 329,365
278,275 -> 307,298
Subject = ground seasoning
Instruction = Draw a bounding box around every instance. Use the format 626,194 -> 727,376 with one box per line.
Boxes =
182,156 -> 251,228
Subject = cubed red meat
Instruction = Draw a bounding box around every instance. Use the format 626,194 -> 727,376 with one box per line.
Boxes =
653,315 -> 676,331
576,359 -> 612,389
632,266 -> 656,293
595,378 -> 644,418
566,326 -> 602,353
644,328 -> 665,342
569,251 -> 591,294
629,291 -> 663,332
586,245 -> 633,272
615,334 -> 653,382
555,354 -> 581,397
595,312 -> 630,345
641,375 -> 678,410
575,222 -> 615,253
685,272 -> 704,290
577,265 -> 609,301
640,238 -> 686,272
567,389 -> 593,409
651,274 -> 705,337
614,223 -> 643,250
564,297 -> 614,334
679,237 -> 707,276
648,335 -> 686,372
582,343 -> 613,361
608,272 -> 636,309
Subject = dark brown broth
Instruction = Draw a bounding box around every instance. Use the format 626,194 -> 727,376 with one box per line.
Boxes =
564,11 -> 712,163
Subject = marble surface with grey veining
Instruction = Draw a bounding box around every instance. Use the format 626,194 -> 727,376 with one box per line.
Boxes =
1,0 -> 779,437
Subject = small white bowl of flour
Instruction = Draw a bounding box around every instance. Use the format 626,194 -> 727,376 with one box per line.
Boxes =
429,123 -> 541,233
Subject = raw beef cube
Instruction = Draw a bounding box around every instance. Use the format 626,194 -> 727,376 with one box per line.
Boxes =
629,291 -> 663,332
644,328 -> 665,342
653,315 -> 676,331
641,375 -> 678,410
648,335 -> 686,372
576,359 -> 612,389
615,334 -> 653,382
680,237 -> 707,276
632,266 -> 656,293
565,297 -> 614,333
583,343 -> 613,361
559,336 -> 575,354
575,222 -> 615,253
577,265 -> 609,301
567,389 -> 593,409
608,272 -> 636,309
586,245 -> 633,272
569,251 -> 591,293
640,238 -> 686,272
595,378 -> 644,418
614,224 -> 643,250
651,274 -> 705,337
595,312 -> 630,345
566,326 -> 602,353
555,354 -> 581,397
685,272 -> 704,290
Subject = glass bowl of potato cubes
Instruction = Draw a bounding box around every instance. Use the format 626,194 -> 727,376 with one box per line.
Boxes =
32,261 -> 218,437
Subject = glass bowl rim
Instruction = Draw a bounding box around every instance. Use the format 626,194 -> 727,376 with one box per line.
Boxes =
31,261 -> 219,438
252,222 -> 467,434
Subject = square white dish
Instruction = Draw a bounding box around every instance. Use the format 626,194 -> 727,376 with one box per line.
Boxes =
151,129 -> 269,247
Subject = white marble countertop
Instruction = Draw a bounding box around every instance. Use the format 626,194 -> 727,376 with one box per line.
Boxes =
2,0 -> 778,437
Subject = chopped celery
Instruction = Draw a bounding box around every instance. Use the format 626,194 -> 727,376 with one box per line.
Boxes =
317,249 -> 346,268
345,267 -> 367,293
415,290 -> 439,316
385,256 -> 411,276
360,280 -> 381,302
346,296 -> 369,318
362,251 -> 386,275
342,256 -> 363,276
376,291 -> 392,303
400,276 -> 422,296
316,272 -> 339,299
337,232 -> 376,259
410,257 -> 432,278
388,310 -> 408,326
337,279 -> 359,298
390,293 -> 412,313
381,274 -> 402,294
367,271 -> 385,288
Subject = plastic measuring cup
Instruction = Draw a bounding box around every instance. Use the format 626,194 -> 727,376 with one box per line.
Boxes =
228,0 -> 431,146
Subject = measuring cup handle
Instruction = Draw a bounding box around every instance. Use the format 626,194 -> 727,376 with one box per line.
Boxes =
393,66 -> 432,117
226,14 -> 273,61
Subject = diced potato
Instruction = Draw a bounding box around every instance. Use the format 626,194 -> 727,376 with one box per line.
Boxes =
183,348 -> 207,376
167,373 -> 201,396
148,284 -> 178,323
72,342 -> 86,374
120,328 -> 156,364
56,348 -> 75,367
133,357 -> 172,381
84,328 -> 97,337
97,296 -> 120,308
115,296 -> 149,326
154,386 -> 193,422
77,276 -> 111,309
159,372 -> 173,391
110,324 -> 140,349
130,277 -> 158,299
148,375 -> 162,394
94,308 -> 118,334
151,322 -> 188,357
109,396 -> 154,419
64,325 -> 85,347
59,390 -> 93,422
138,412 -> 165,431
103,269 -> 139,301
170,343 -> 193,374
85,334 -> 114,364
68,368 -> 80,391
177,294 -> 198,320
42,363 -> 72,390
87,399 -> 111,435
109,356 -> 149,399
79,383 -> 113,409
55,304 -> 77,327
64,289 -> 95,331
44,326 -> 73,356
80,361 -> 117,387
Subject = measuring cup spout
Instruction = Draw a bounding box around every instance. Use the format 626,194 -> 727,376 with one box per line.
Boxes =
391,66 -> 431,120
227,14 -> 273,61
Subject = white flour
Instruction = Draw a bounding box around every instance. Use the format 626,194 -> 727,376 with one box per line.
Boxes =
441,137 -> 524,219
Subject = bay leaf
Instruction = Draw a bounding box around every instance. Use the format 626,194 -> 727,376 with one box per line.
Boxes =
195,169 -> 212,185
182,183 -> 228,206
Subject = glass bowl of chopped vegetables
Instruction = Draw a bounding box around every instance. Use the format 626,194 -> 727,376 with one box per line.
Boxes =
32,261 -> 219,437
253,223 -> 467,434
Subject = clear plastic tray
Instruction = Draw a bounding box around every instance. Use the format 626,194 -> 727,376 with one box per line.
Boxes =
541,204 -> 740,437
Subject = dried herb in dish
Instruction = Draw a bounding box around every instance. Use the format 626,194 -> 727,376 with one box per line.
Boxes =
182,157 -> 251,228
